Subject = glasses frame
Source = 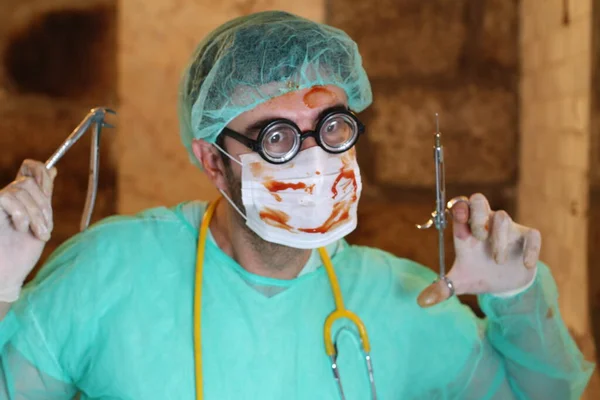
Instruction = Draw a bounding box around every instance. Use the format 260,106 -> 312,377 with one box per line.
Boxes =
219,107 -> 365,164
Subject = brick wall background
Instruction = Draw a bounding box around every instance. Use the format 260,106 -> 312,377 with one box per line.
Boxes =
590,0 -> 600,388
1,0 -> 598,396
117,0 -> 324,215
519,0 -> 599,397
333,0 -> 519,295
0,0 -> 117,269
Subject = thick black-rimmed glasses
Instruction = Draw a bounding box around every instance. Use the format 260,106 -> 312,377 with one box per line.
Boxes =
219,107 -> 365,164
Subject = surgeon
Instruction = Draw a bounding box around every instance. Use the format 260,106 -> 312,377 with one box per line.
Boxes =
0,10 -> 595,400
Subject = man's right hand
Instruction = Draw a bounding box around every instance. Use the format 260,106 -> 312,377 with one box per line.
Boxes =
0,160 -> 56,305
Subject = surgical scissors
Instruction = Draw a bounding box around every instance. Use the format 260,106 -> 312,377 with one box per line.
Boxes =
416,114 -> 467,296
45,107 -> 116,231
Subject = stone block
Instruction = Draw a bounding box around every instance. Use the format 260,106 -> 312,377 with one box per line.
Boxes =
557,131 -> 590,170
560,96 -> 589,131
546,31 -> 568,65
573,55 -> 592,95
532,70 -> 549,101
527,42 -> 544,74
520,6 -> 536,45
545,100 -> 562,129
360,84 -> 517,187
568,17 -> 588,57
482,0 -> 518,68
118,0 -> 324,213
535,0 -> 561,37
571,0 -> 592,20
0,1 -> 118,272
555,62 -> 577,96
328,0 -> 467,79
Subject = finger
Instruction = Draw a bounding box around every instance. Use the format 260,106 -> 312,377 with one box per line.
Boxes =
469,193 -> 492,241
417,276 -> 456,308
491,210 -> 511,264
449,198 -> 470,240
18,160 -> 56,197
0,192 -> 30,233
14,187 -> 50,241
523,228 -> 542,268
16,177 -> 52,228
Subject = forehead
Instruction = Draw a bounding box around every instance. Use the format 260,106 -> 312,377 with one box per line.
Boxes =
228,85 -> 348,129
261,85 -> 347,111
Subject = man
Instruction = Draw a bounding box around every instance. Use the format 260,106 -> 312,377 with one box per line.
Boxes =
0,10 -> 594,399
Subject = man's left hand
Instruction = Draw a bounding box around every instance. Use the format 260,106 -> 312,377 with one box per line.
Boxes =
418,193 -> 542,307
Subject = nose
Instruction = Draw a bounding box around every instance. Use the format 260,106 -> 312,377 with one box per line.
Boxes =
300,136 -> 319,151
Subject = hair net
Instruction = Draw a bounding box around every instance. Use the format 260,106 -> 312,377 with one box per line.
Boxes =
178,10 -> 373,167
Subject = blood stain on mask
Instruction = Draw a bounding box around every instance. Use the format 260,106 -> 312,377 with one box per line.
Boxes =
264,180 -> 308,192
303,86 -> 337,109
263,180 -> 314,201
299,201 -> 350,234
259,208 -> 294,231
331,168 -> 357,201
250,162 -> 264,177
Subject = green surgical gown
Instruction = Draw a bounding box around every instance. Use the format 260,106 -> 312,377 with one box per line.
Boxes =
0,201 -> 594,399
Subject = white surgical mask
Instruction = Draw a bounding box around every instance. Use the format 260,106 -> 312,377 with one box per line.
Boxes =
215,145 -> 362,249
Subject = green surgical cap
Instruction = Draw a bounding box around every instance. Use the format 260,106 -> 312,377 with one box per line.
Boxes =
178,10 -> 373,167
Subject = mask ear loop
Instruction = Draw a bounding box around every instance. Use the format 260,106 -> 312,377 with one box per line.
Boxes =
213,142 -> 242,166
211,143 -> 247,221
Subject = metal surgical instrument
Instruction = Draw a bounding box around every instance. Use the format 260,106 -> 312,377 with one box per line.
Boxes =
416,114 -> 467,297
45,107 -> 116,232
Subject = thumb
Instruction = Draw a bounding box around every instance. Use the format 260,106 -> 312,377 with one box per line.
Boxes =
417,274 -> 456,308
417,197 -> 470,309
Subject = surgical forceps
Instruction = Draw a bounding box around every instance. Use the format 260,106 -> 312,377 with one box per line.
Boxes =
416,114 -> 467,297
45,107 -> 116,231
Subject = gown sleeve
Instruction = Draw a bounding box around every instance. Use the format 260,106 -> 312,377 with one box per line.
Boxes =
0,226 -> 110,400
418,262 -> 595,399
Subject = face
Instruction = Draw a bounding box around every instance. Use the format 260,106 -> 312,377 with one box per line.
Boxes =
192,85 -> 349,215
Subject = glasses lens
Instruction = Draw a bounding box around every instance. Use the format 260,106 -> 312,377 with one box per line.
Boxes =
261,123 -> 300,162
319,113 -> 358,152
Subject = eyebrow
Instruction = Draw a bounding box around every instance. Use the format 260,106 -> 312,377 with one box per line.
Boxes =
243,103 -> 347,136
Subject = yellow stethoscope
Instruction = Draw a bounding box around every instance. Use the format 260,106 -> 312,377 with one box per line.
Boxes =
193,198 -> 377,399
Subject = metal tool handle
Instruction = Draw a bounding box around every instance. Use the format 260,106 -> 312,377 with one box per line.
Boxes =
45,107 -> 116,231
416,114 -> 448,278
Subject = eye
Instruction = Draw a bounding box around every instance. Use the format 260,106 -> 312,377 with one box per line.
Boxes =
269,132 -> 283,144
325,121 -> 338,133
261,124 -> 299,160
321,116 -> 354,148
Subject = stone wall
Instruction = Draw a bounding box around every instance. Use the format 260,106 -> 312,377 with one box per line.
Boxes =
2,0 -> 598,395
117,0 -> 325,214
330,0 -> 519,312
519,0 -> 599,396
590,0 -> 600,383
0,0 -> 117,272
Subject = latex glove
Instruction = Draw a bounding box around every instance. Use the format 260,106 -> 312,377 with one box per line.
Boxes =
0,160 -> 56,303
418,193 -> 541,307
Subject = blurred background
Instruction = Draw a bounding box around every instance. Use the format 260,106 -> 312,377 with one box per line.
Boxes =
1,0 -> 599,397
